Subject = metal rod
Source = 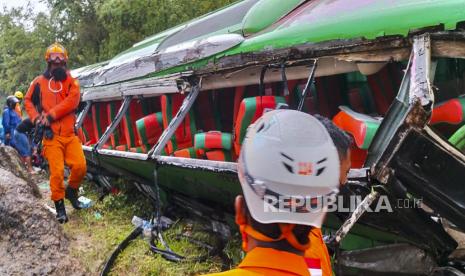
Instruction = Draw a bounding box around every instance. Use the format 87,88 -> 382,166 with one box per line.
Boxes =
333,190 -> 379,244
259,65 -> 268,97
297,61 -> 317,111
150,80 -> 201,157
95,96 -> 132,150
75,101 -> 92,132
281,63 -> 289,96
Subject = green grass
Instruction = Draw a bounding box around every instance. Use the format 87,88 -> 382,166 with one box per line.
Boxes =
63,180 -> 242,276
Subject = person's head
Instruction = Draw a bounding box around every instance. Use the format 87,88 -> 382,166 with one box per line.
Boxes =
44,42 -> 68,81
314,114 -> 352,186
237,110 -> 340,254
6,95 -> 19,109
14,91 -> 23,103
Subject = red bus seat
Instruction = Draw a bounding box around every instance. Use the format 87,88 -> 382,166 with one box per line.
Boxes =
136,112 -> 164,153
233,96 -> 286,156
161,93 -> 197,155
333,106 -> 381,150
194,131 -> 232,161
431,96 -> 465,125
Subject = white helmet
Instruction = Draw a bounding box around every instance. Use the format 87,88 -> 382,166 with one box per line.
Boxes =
238,109 -> 340,228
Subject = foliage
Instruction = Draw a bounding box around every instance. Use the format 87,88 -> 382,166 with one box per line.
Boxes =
0,0 -> 236,98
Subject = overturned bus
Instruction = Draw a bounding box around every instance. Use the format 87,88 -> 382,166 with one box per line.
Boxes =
71,0 -> 465,274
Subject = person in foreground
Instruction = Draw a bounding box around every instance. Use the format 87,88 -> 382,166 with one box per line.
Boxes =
24,42 -> 86,223
205,109 -> 340,276
306,114 -> 352,276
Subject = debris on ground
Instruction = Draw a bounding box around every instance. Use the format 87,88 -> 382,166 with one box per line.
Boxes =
0,145 -> 84,276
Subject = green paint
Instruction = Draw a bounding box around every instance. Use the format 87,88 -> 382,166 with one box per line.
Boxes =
221,133 -> 232,150
241,0 -> 304,36
449,124 -> 465,151
239,97 -> 258,145
194,133 -> 206,149
136,119 -> 148,145
361,120 -> 382,149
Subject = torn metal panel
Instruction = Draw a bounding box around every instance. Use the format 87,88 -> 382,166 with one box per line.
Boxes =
75,101 -> 91,131
91,34 -> 244,86
339,243 -> 436,274
81,73 -> 188,101
95,148 -> 148,161
389,128 -> 465,231
410,34 -> 434,107
95,96 -> 131,150
155,156 -> 237,174
150,81 -> 201,156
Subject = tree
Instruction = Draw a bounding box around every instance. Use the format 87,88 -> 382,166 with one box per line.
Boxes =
0,0 -> 237,99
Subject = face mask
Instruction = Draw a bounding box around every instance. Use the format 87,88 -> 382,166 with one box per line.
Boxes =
51,67 -> 67,81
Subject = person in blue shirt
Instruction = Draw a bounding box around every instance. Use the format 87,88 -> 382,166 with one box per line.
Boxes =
2,96 -> 21,147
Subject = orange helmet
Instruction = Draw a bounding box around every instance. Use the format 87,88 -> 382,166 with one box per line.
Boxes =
45,42 -> 68,63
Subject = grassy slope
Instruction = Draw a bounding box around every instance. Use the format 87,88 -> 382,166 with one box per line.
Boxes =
63,181 -> 242,275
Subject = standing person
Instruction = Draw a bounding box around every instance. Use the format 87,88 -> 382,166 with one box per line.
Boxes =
306,114 -> 352,276
24,42 -> 86,224
13,118 -> 36,174
205,110 -> 340,276
14,91 -> 24,118
2,96 -> 21,147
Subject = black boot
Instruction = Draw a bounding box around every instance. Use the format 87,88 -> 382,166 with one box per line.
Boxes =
65,186 -> 82,210
54,199 -> 68,224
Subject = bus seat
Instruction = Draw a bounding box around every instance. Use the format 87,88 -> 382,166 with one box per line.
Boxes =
195,92 -> 221,132
346,73 -> 376,115
136,112 -> 164,153
366,63 -> 402,115
194,131 -> 232,161
107,101 -> 127,149
234,96 -> 286,156
81,113 -> 97,145
161,93 -> 197,155
91,102 -> 110,140
122,100 -> 145,150
206,150 -> 232,162
333,106 -> 381,150
173,147 -> 200,158
431,96 -> 465,125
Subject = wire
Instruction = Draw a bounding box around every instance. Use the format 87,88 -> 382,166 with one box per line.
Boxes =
100,227 -> 143,276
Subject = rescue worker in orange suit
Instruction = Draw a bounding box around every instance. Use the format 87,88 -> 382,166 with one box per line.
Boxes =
24,42 -> 86,224
305,114 -> 352,276
14,91 -> 24,118
205,110 -> 341,276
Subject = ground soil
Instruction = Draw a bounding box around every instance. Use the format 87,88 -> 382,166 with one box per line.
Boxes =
0,145 -> 84,276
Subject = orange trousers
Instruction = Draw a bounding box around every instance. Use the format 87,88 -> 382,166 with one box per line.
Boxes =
43,135 -> 87,201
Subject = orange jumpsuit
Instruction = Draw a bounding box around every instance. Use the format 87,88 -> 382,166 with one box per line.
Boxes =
204,247 -> 310,276
304,228 -> 333,276
24,71 -> 86,201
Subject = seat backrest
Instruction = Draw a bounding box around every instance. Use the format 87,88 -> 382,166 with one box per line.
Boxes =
194,92 -> 220,132
136,112 -> 164,152
332,106 -> 381,150
107,101 -> 126,148
346,72 -> 376,114
366,63 -> 402,115
314,75 -> 347,118
122,100 -> 145,149
91,102 -> 110,140
430,96 -> 465,125
194,131 -> 232,151
233,96 -> 286,156
81,112 -> 96,145
161,93 -> 197,155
